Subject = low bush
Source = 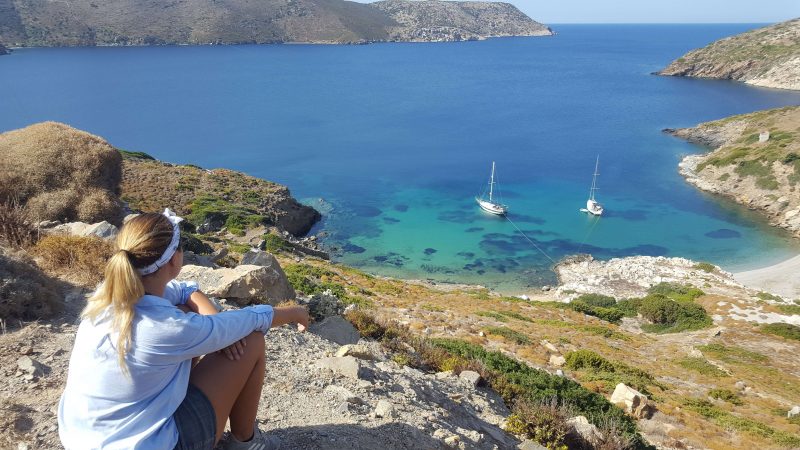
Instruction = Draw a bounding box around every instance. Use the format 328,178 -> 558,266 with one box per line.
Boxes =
777,304 -> 800,315
283,263 -> 368,307
677,357 -> 728,377
707,388 -> 743,405
634,293 -> 711,333
505,397 -> 573,449
188,194 -> 265,236
697,343 -> 767,364
476,311 -> 509,322
565,350 -> 657,394
646,282 -> 704,302
0,198 -> 38,248
263,233 -> 290,253
32,235 -> 113,286
693,262 -> 716,273
756,291 -> 782,302
483,326 -> 531,345
575,293 -> 617,308
760,323 -> 800,341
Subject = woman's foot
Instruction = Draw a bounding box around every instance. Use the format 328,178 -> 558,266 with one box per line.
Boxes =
222,424 -> 281,450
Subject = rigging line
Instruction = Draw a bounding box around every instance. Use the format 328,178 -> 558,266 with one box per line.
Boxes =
504,214 -> 557,264
577,215 -> 601,252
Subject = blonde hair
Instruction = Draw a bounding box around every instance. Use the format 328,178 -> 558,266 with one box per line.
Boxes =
82,213 -> 175,373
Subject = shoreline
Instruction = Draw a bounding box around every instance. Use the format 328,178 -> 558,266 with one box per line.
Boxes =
733,253 -> 800,300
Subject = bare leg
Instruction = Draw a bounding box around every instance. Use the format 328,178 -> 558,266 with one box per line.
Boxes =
189,331 -> 266,444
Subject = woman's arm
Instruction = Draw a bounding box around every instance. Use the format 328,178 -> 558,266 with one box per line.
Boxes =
186,290 -> 219,315
271,305 -> 309,331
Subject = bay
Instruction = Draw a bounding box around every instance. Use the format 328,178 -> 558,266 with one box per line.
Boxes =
3,24 -> 800,291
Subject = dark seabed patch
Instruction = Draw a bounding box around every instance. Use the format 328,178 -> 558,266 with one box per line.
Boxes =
394,204 -> 409,212
383,217 -> 401,224
457,251 -> 475,259
424,248 -> 437,255
420,263 -> 455,274
705,228 -> 741,239
342,243 -> 366,254
604,209 -> 648,221
373,252 -> 409,267
465,227 -> 484,233
438,210 -> 478,223
507,213 -> 546,224
351,205 -> 382,217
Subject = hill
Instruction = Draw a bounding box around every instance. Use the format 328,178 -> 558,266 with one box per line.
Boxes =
666,106 -> 800,237
658,18 -> 800,91
0,0 -> 551,46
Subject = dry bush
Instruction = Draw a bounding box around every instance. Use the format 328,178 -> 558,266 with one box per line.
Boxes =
0,122 -> 123,225
32,235 -> 113,286
0,246 -> 64,321
0,199 -> 38,248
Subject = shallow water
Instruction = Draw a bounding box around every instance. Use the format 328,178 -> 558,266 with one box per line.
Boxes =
2,24 -> 800,291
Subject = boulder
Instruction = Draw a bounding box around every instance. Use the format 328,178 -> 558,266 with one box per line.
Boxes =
566,415 -> 604,447
83,221 -> 118,239
182,251 -> 216,268
17,356 -> 46,378
335,344 -> 375,360
375,399 -> 395,418
240,250 -> 274,266
310,315 -> 360,345
610,383 -> 654,419
176,264 -> 295,306
307,294 -> 344,321
549,354 -> 566,367
315,356 -> 365,379
324,385 -> 363,404
459,370 -> 481,388
518,440 -> 548,450
789,405 -> 800,419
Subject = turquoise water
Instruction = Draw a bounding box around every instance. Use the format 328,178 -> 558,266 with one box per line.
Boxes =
2,24 -> 800,291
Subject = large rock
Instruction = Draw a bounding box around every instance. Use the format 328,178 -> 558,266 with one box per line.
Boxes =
789,405 -> 800,419
566,416 -> 604,447
610,383 -> 654,419
177,263 -> 295,306
309,315 -> 360,345
315,356 -> 365,379
50,221 -> 118,240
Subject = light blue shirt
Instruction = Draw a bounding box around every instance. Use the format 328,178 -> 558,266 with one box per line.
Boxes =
58,280 -> 274,450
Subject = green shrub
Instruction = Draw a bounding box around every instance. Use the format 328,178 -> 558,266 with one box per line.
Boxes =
694,262 -> 716,273
647,282 -> 704,302
283,263 -> 358,305
505,398 -> 572,449
707,388 -> 743,405
188,194 -> 265,235
777,304 -> 800,315
118,149 -> 155,160
499,310 -> 534,322
634,293 -> 712,333
476,311 -> 509,322
760,323 -> 800,341
263,233 -> 290,253
637,295 -> 683,324
756,291 -> 782,301
574,293 -> 617,308
484,326 -> 531,345
565,350 -> 657,394
677,357 -> 728,377
565,350 -> 616,373
697,343 -> 767,364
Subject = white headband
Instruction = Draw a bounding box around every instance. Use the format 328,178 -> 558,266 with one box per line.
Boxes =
137,208 -> 184,276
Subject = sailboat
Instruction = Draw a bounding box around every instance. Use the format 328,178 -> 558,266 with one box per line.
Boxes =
476,161 -> 508,215
581,156 -> 604,216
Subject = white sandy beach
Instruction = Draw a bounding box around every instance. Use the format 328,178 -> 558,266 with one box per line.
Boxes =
734,254 -> 800,300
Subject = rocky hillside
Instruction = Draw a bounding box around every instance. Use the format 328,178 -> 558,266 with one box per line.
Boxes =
0,0 -> 550,46
665,106 -> 800,237
0,43 -> 8,55
371,0 -> 551,42
658,18 -> 800,91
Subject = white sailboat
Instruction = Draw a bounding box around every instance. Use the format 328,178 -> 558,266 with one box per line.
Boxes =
476,161 -> 508,215
581,156 -> 604,216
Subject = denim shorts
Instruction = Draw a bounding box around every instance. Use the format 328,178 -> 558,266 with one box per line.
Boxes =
173,383 -> 217,450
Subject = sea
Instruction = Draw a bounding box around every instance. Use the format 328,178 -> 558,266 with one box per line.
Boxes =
3,24 -> 800,292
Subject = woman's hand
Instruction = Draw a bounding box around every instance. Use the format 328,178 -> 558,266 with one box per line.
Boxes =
219,338 -> 247,361
272,305 -> 310,332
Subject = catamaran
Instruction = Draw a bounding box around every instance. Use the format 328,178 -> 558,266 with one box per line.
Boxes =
581,156 -> 604,216
476,161 -> 508,215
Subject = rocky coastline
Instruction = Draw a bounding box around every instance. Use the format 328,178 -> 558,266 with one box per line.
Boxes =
665,106 -> 800,239
658,18 -> 800,91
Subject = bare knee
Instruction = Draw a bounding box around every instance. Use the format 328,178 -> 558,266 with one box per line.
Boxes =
245,332 -> 265,355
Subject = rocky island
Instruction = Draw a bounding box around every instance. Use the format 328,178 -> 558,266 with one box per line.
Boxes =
658,18 -> 800,91
0,0 -> 551,47
2,122 -> 800,450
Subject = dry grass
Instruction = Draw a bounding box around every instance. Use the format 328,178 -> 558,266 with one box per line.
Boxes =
0,122 -> 123,224
31,235 -> 113,286
0,245 -> 64,321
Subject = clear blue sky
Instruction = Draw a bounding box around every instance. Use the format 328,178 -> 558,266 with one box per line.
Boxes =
357,0 -> 800,24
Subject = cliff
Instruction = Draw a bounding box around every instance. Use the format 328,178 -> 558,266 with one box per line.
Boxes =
658,18 -> 800,91
665,106 -> 800,237
0,0 -> 550,46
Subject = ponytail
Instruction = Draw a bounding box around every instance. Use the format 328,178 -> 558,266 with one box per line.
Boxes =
81,214 -> 174,374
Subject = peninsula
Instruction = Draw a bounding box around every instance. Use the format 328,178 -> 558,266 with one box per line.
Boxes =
658,18 -> 800,91
0,0 -> 552,47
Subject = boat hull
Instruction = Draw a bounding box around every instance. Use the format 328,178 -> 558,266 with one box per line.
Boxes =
586,199 -> 603,216
476,197 -> 508,215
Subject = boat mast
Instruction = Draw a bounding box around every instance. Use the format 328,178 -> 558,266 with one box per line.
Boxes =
489,161 -> 496,202
590,155 -> 599,201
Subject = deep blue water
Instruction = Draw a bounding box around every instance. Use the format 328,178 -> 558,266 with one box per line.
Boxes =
3,24 -> 800,291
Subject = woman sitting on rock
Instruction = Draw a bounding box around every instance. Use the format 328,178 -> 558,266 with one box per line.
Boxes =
58,209 -> 308,450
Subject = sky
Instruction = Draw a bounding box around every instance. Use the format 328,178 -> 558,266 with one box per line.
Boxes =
356,0 -> 800,24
